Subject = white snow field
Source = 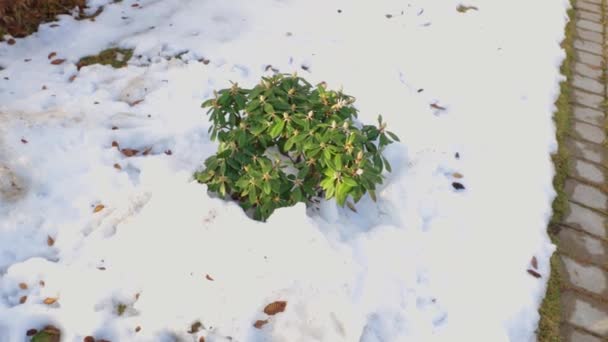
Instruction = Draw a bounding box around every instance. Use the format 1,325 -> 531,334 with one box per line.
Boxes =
0,0 -> 569,341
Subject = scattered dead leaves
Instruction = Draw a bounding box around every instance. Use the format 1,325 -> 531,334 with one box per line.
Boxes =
263,301 -> 287,315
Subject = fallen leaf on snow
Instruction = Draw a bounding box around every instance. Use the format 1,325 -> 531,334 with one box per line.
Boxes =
531,256 -> 538,270
113,163 -> 122,170
7,38 -> 16,45
199,337 -> 205,342
19,295 -> 27,304
253,320 -> 269,329
93,204 -> 105,213
430,103 -> 447,111
19,282 -> 28,290
26,329 -> 38,336
142,147 -> 153,156
129,99 -> 144,106
263,301 -> 287,315
165,149 -> 172,155
121,148 -> 139,157
48,52 -> 57,60
135,326 -> 141,333
69,75 -> 77,82
83,336 -> 95,342
111,141 -> 119,148
452,172 -> 463,179
43,297 -> 58,305
21,138 -> 28,144
205,274 -> 214,281
527,269 -> 541,278
50,59 -> 65,65
188,321 -> 203,334
47,236 -> 55,246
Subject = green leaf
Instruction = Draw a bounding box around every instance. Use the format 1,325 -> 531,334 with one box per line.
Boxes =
269,120 -> 285,138
386,131 -> 400,142
342,177 -> 357,187
382,156 -> 392,172
334,154 -> 342,170
264,103 -> 274,114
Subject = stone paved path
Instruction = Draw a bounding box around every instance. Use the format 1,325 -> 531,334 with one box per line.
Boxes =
558,1 -> 608,341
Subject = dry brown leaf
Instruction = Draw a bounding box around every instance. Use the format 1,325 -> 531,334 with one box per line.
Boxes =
132,3 -> 139,7
42,85 -> 47,90
93,204 -> 105,213
263,301 -> 287,315
21,138 -> 28,144
129,99 -> 144,106
43,297 -> 58,305
69,75 -> 77,82
113,163 -> 122,170
50,24 -> 60,28
121,148 -> 139,157
188,321 -> 203,334
83,336 -> 95,342
253,320 -> 268,329
430,103 -> 446,111
527,269 -> 541,278
111,126 -> 118,130
135,326 -> 141,333
205,274 -> 214,281
111,141 -> 119,148
39,280 -> 45,287
47,236 -> 55,246
7,38 -> 16,45
165,149 -> 173,155
135,293 -> 140,300
142,147 -> 153,156
50,59 -> 65,65
19,282 -> 28,290
48,52 -> 57,60
199,337 -> 205,342
452,172 -> 463,179
19,295 -> 27,304
531,256 -> 538,270
26,329 -> 38,336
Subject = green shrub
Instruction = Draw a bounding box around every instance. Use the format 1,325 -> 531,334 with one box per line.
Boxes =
195,74 -> 399,221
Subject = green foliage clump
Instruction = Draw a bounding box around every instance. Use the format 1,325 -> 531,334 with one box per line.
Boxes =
195,73 -> 399,221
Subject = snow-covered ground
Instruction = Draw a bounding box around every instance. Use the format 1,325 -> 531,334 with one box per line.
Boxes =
0,0 -> 569,341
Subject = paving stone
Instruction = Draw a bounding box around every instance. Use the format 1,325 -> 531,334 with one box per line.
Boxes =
564,201 -> 608,239
573,105 -> 605,126
577,9 -> 603,23
573,73 -> 604,94
577,28 -> 603,44
561,255 -> 607,295
566,138 -> 605,164
571,159 -> 606,184
580,0 -> 602,5
572,120 -> 605,145
562,291 -> 608,336
577,19 -> 604,33
574,39 -> 603,57
575,2 -> 603,15
575,62 -> 603,79
575,50 -> 604,67
571,90 -> 604,111
558,227 -> 608,266
562,324 -> 605,342
566,179 -> 608,212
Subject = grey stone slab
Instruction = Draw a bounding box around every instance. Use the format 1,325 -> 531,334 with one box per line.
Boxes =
571,90 -> 604,111
564,201 -> 608,239
575,2 -> 603,15
566,179 -> 608,212
562,291 -> 608,336
577,9 -> 603,23
577,19 -> 603,33
573,74 -> 604,95
575,62 -> 603,79
574,39 -> 604,57
580,0 -> 602,5
572,120 -> 605,145
562,324 -> 604,342
577,28 -> 603,44
575,50 -> 603,68
566,138 -> 605,164
571,158 -> 606,184
561,255 -> 607,295
558,227 -> 608,266
573,105 -> 605,126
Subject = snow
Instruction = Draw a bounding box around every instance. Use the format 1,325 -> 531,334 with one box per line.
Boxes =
0,0 -> 569,341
